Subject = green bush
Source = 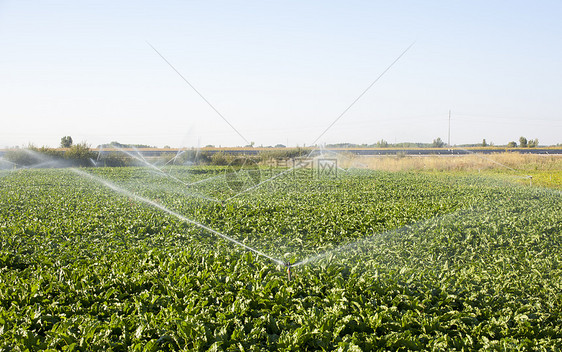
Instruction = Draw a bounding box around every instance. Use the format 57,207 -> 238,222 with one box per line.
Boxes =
64,143 -> 98,167
98,152 -> 133,167
210,152 -> 234,165
4,146 -> 64,167
4,149 -> 37,166
258,147 -> 309,162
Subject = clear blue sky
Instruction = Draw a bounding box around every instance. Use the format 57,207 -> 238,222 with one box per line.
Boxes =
1,1 -> 561,148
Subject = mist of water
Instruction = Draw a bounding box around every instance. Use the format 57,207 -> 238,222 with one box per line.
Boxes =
89,158 -> 98,167
15,149 -> 71,169
70,168 -> 285,266
225,154 -> 335,201
112,146 -> 221,203
318,149 -> 367,170
291,169 -> 562,269
0,158 -> 17,170
186,173 -> 224,186
114,146 -> 171,177
26,160 -> 70,169
164,149 -> 187,166
120,175 -> 222,203
291,227 -> 401,268
291,207 -> 476,268
131,146 -> 149,164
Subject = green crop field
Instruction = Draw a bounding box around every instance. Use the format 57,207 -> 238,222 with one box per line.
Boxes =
1,166 -> 561,350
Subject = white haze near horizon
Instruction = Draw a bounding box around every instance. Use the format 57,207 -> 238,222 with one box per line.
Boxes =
1,1 -> 561,149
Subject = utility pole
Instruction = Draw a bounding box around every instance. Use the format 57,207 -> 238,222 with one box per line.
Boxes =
448,110 -> 451,148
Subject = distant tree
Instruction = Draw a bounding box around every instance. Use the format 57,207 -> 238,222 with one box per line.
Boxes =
274,144 -> 286,148
376,139 -> 389,148
109,141 -> 125,148
163,145 -> 171,149
527,138 -> 539,148
507,141 -> 517,148
60,136 -> 73,148
519,136 -> 528,148
205,145 -> 215,148
432,137 -> 445,148
482,139 -> 487,147
104,142 -> 154,149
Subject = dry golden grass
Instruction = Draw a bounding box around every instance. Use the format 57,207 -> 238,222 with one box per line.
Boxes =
337,152 -> 562,172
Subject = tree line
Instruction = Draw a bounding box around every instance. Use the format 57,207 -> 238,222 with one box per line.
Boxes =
506,137 -> 539,148
328,136 -> 541,148
2,135 -> 547,169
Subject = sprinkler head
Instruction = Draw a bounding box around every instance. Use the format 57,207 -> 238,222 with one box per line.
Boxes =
284,261 -> 294,281
284,260 -> 295,268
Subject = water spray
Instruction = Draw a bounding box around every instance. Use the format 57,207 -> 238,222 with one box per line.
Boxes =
112,146 -> 221,203
146,41 -> 414,202
224,160 -> 312,201
114,146 -> 173,178
0,158 -> 18,170
140,41 -> 418,278
164,148 -> 187,166
70,168 -> 286,268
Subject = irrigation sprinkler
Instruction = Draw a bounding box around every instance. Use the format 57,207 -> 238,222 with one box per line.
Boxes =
284,261 -> 295,281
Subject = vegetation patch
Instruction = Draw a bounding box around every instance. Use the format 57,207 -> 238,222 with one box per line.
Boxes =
0,167 -> 560,350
